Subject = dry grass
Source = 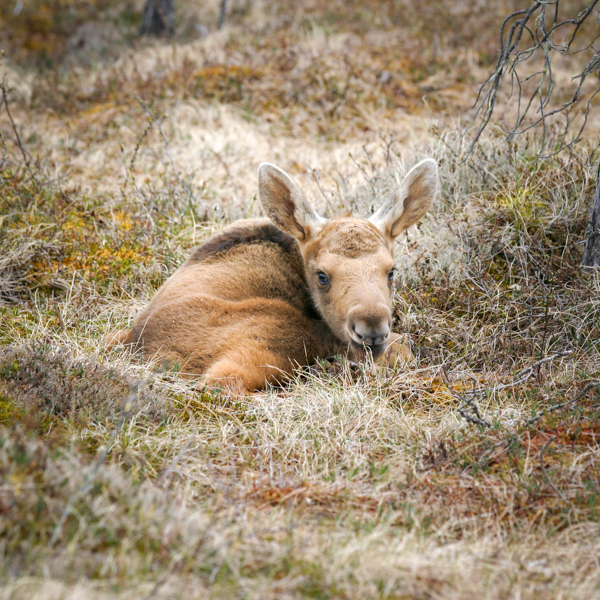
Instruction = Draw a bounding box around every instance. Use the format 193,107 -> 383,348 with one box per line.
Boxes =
1,1 -> 600,598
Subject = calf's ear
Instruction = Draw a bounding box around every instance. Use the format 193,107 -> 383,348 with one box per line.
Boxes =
369,159 -> 437,240
258,163 -> 326,240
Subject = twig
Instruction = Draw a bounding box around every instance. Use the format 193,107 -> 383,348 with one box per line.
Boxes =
128,116 -> 153,178
539,436 -> 569,506
134,95 -> 195,210
452,351 -> 572,428
457,395 -> 492,428
1,80 -> 40,186
0,130 -> 7,172
361,145 -> 377,175
513,350 -> 572,385
525,380 -> 600,426
378,132 -> 398,167
309,168 -> 335,214
218,0 -> 228,30
455,350 -> 572,397
348,152 -> 377,195
464,0 -> 600,159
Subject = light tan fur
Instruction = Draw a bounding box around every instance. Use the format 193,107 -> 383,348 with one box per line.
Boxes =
107,159 -> 438,393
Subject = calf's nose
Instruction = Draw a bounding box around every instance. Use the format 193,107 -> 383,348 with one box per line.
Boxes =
352,321 -> 390,346
349,304 -> 391,347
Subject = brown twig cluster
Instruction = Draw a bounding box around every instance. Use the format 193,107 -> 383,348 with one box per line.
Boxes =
468,0 -> 600,156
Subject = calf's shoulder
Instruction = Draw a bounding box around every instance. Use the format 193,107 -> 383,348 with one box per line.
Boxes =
183,218 -> 300,268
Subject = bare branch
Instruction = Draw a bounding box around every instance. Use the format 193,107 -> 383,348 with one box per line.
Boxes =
525,380 -> 600,426
465,0 -> 600,158
218,0 -> 229,30
539,436 -> 570,506
1,79 -> 40,186
451,351 -> 573,428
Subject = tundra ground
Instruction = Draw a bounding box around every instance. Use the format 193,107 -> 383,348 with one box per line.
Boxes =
1,1 -> 600,598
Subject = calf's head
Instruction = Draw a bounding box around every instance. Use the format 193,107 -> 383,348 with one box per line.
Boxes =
258,159 -> 437,357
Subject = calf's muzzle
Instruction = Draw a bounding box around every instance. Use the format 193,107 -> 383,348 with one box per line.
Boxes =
347,303 -> 392,350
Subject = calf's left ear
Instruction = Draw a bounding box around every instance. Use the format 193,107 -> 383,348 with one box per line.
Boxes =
258,163 -> 326,241
369,159 -> 437,239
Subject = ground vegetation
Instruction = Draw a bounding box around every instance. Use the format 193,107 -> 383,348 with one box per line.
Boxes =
1,1 -> 599,598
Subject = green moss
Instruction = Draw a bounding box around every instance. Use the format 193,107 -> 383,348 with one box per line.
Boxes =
0,394 -> 25,426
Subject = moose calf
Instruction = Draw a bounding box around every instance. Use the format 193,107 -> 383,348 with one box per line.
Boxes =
107,159 -> 438,394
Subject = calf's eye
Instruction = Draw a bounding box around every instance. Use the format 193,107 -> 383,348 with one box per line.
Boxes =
317,271 -> 330,286
388,269 -> 395,282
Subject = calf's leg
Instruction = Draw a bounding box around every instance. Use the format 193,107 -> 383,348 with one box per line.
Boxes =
202,344 -> 297,395
378,333 -> 413,366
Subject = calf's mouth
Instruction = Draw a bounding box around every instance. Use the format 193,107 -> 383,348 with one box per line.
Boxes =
349,340 -> 387,360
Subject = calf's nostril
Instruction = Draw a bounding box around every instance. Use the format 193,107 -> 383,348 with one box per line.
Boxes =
373,332 -> 390,346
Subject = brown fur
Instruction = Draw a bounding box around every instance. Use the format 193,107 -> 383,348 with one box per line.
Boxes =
106,160 -> 438,393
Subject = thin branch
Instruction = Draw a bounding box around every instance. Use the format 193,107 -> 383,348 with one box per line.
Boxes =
134,95 -> 196,210
525,380 -> 600,426
539,436 -> 569,506
451,350 -> 573,428
309,168 -> 336,214
464,0 -> 600,158
1,80 -> 40,186
0,131 -> 7,172
218,0 -> 228,30
457,395 -> 492,428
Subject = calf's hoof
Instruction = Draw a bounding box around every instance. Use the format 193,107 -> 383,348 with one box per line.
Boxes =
104,329 -> 130,350
196,374 -> 251,398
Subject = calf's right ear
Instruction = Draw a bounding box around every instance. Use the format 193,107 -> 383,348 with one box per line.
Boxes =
369,159 -> 437,240
258,163 -> 326,241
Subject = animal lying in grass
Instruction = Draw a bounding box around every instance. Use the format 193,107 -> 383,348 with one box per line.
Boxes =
106,159 -> 438,394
